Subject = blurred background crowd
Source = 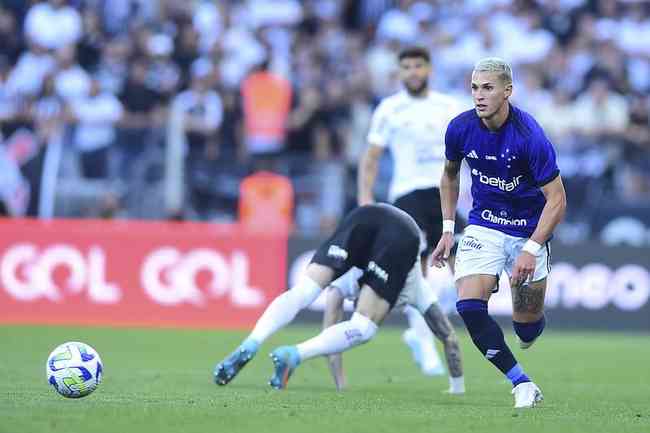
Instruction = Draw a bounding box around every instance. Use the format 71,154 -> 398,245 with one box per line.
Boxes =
0,0 -> 649,244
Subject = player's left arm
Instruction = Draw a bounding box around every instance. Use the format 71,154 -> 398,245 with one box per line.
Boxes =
530,175 -> 567,245
511,175 -> 567,287
511,123 -> 567,287
323,286 -> 347,391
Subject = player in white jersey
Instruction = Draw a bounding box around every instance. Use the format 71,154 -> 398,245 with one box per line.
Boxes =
358,46 -> 464,377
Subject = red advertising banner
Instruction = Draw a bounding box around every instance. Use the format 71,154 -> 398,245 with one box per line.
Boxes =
0,219 -> 287,329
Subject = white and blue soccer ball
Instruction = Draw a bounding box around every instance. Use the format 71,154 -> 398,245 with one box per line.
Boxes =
46,342 -> 103,398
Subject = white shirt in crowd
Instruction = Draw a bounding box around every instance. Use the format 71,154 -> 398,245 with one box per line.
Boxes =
246,0 -> 303,29
192,1 -> 223,53
72,93 -> 123,152
172,88 -> 224,134
5,51 -> 55,97
366,90 -> 463,202
24,2 -> 82,50
55,66 -> 92,102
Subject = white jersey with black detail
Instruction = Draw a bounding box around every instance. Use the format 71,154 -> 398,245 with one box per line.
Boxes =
366,90 -> 463,202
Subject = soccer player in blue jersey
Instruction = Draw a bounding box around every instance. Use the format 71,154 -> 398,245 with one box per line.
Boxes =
431,58 -> 567,408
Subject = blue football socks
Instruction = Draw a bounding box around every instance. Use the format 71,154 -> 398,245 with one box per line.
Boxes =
506,363 -> 530,387
457,299 -> 531,387
513,315 -> 546,343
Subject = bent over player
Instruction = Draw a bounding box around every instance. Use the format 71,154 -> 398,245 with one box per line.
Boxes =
322,266 -> 464,394
432,58 -> 566,408
214,203 -> 463,390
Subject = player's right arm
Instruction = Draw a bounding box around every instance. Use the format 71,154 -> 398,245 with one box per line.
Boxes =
358,100 -> 391,206
323,286 -> 347,391
357,145 -> 384,205
432,159 -> 461,267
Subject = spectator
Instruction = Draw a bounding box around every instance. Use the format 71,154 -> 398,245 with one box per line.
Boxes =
116,60 -> 162,181
77,7 -> 105,72
173,23 -> 202,87
286,85 -> 326,158
53,45 -> 91,103
572,78 -> 629,139
171,60 -> 223,218
32,75 -> 64,143
0,0 -> 647,234
0,6 -> 24,65
192,0 -> 224,53
240,57 -> 292,162
94,38 -> 130,95
24,0 -> 82,51
5,42 -> 55,98
67,79 -> 123,179
145,33 -> 181,102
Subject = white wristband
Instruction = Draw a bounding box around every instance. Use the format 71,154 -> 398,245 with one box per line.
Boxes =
442,220 -> 455,233
522,239 -> 542,255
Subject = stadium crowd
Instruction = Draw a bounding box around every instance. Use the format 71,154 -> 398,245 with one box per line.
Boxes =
0,0 -> 648,241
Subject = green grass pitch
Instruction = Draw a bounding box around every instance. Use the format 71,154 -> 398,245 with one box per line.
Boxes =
1,325 -> 648,433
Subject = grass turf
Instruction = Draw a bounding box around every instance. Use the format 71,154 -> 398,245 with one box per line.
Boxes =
0,325 -> 648,433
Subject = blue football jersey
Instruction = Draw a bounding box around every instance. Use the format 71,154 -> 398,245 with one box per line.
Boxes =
445,105 -> 560,238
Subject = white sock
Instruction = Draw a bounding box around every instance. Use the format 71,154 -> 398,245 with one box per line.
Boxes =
297,312 -> 378,361
248,276 -> 321,344
403,305 -> 442,370
448,375 -> 465,394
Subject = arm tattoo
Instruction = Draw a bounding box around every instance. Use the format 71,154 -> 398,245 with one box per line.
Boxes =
512,283 -> 545,314
423,304 -> 463,378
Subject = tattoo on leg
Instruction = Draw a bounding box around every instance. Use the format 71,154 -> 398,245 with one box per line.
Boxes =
423,304 -> 463,378
513,283 -> 545,314
444,339 -> 463,378
423,304 -> 452,341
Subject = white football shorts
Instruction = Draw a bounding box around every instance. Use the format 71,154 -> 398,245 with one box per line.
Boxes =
454,225 -> 551,287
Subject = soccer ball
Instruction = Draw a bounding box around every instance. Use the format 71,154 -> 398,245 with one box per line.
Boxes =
46,342 -> 103,398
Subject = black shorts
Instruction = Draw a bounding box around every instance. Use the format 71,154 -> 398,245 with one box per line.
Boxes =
311,204 -> 420,308
394,187 -> 443,257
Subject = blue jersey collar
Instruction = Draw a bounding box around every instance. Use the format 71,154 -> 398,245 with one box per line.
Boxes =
477,103 -> 514,133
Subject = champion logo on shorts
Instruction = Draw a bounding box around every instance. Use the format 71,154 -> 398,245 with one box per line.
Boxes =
485,349 -> 500,359
367,261 -> 389,282
327,245 -> 348,261
467,150 -> 479,159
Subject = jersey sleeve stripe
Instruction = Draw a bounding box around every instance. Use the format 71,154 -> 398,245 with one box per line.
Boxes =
536,169 -> 560,187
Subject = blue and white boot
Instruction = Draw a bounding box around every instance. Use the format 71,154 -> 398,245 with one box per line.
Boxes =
269,346 -> 300,390
214,339 -> 259,386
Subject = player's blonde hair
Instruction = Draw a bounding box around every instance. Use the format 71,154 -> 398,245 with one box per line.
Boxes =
473,57 -> 513,85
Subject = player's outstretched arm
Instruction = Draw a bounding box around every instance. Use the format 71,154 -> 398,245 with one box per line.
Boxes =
511,175 -> 567,287
422,303 -> 463,379
323,286 -> 347,391
357,145 -> 384,206
432,159 -> 461,267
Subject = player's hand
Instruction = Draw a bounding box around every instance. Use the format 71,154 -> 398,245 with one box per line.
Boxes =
431,232 -> 454,268
327,354 -> 347,391
334,371 -> 347,392
510,252 -> 536,288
